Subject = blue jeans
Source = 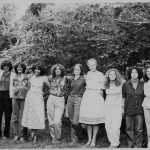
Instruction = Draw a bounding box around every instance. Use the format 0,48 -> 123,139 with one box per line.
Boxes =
126,115 -> 144,148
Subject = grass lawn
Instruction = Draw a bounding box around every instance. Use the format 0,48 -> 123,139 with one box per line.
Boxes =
0,116 -> 129,149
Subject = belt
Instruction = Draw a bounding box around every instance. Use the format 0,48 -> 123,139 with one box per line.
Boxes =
50,93 -> 63,97
70,95 -> 82,98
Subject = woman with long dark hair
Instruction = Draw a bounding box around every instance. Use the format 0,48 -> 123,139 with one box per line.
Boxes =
47,64 -> 66,143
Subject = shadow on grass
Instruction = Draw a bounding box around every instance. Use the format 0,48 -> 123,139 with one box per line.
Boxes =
0,116 -> 128,148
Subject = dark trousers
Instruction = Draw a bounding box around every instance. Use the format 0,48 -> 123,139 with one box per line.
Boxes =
126,115 -> 144,148
0,91 -> 12,137
67,96 -> 82,142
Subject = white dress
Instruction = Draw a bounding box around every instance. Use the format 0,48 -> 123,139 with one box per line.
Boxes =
105,83 -> 123,147
79,70 -> 105,124
22,75 -> 48,129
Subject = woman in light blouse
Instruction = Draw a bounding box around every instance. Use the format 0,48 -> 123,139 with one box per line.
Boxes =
142,64 -> 150,148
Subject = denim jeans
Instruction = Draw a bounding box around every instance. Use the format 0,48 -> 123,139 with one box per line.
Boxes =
126,115 -> 144,148
67,96 -> 82,142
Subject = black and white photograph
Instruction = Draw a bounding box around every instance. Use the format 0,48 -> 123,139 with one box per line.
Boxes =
0,0 -> 150,148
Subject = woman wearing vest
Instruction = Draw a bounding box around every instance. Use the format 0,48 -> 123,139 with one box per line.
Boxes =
0,60 -> 14,138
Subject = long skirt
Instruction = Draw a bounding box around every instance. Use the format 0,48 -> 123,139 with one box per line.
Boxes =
22,91 -> 45,129
79,89 -> 105,124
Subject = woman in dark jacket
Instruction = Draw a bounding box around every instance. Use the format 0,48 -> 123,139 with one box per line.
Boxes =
122,67 -> 144,148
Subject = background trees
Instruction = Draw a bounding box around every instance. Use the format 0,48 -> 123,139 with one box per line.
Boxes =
1,2 -> 150,74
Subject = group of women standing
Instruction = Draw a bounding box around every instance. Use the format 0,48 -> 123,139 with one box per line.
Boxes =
0,58 -> 150,148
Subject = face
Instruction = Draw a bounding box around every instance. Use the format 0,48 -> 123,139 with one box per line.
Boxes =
17,65 -> 23,74
3,65 -> 9,73
131,69 -> 138,79
146,68 -> 150,79
74,65 -> 81,76
55,66 -> 61,76
34,68 -> 41,76
109,70 -> 116,81
88,60 -> 97,72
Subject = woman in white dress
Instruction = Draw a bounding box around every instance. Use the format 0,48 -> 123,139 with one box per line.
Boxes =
104,69 -> 125,148
142,65 -> 150,148
79,58 -> 105,147
22,64 -> 50,142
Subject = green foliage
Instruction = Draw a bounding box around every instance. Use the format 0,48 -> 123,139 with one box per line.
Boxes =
2,3 -> 150,74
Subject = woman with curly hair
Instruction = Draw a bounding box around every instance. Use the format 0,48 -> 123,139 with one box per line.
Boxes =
47,64 -> 66,143
22,64 -> 50,142
122,67 -> 144,148
12,62 -> 29,141
142,65 -> 150,148
104,68 -> 125,148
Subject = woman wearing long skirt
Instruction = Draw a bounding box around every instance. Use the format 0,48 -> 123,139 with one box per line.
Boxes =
104,69 -> 125,148
22,64 -> 50,142
79,58 -> 105,148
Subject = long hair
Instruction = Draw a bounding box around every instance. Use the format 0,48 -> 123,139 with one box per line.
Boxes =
127,66 -> 143,80
14,62 -> 26,74
51,64 -> 65,78
144,64 -> 150,82
105,68 -> 124,89
32,63 -> 46,76
72,64 -> 84,76
1,60 -> 13,71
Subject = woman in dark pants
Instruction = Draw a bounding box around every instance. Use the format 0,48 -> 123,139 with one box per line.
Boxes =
122,67 -> 144,148
66,64 -> 86,144
0,60 -> 14,138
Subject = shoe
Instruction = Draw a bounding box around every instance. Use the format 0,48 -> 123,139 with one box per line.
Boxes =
51,139 -> 60,144
2,136 -> 8,139
85,140 -> 91,147
13,135 -> 19,141
90,142 -> 96,148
